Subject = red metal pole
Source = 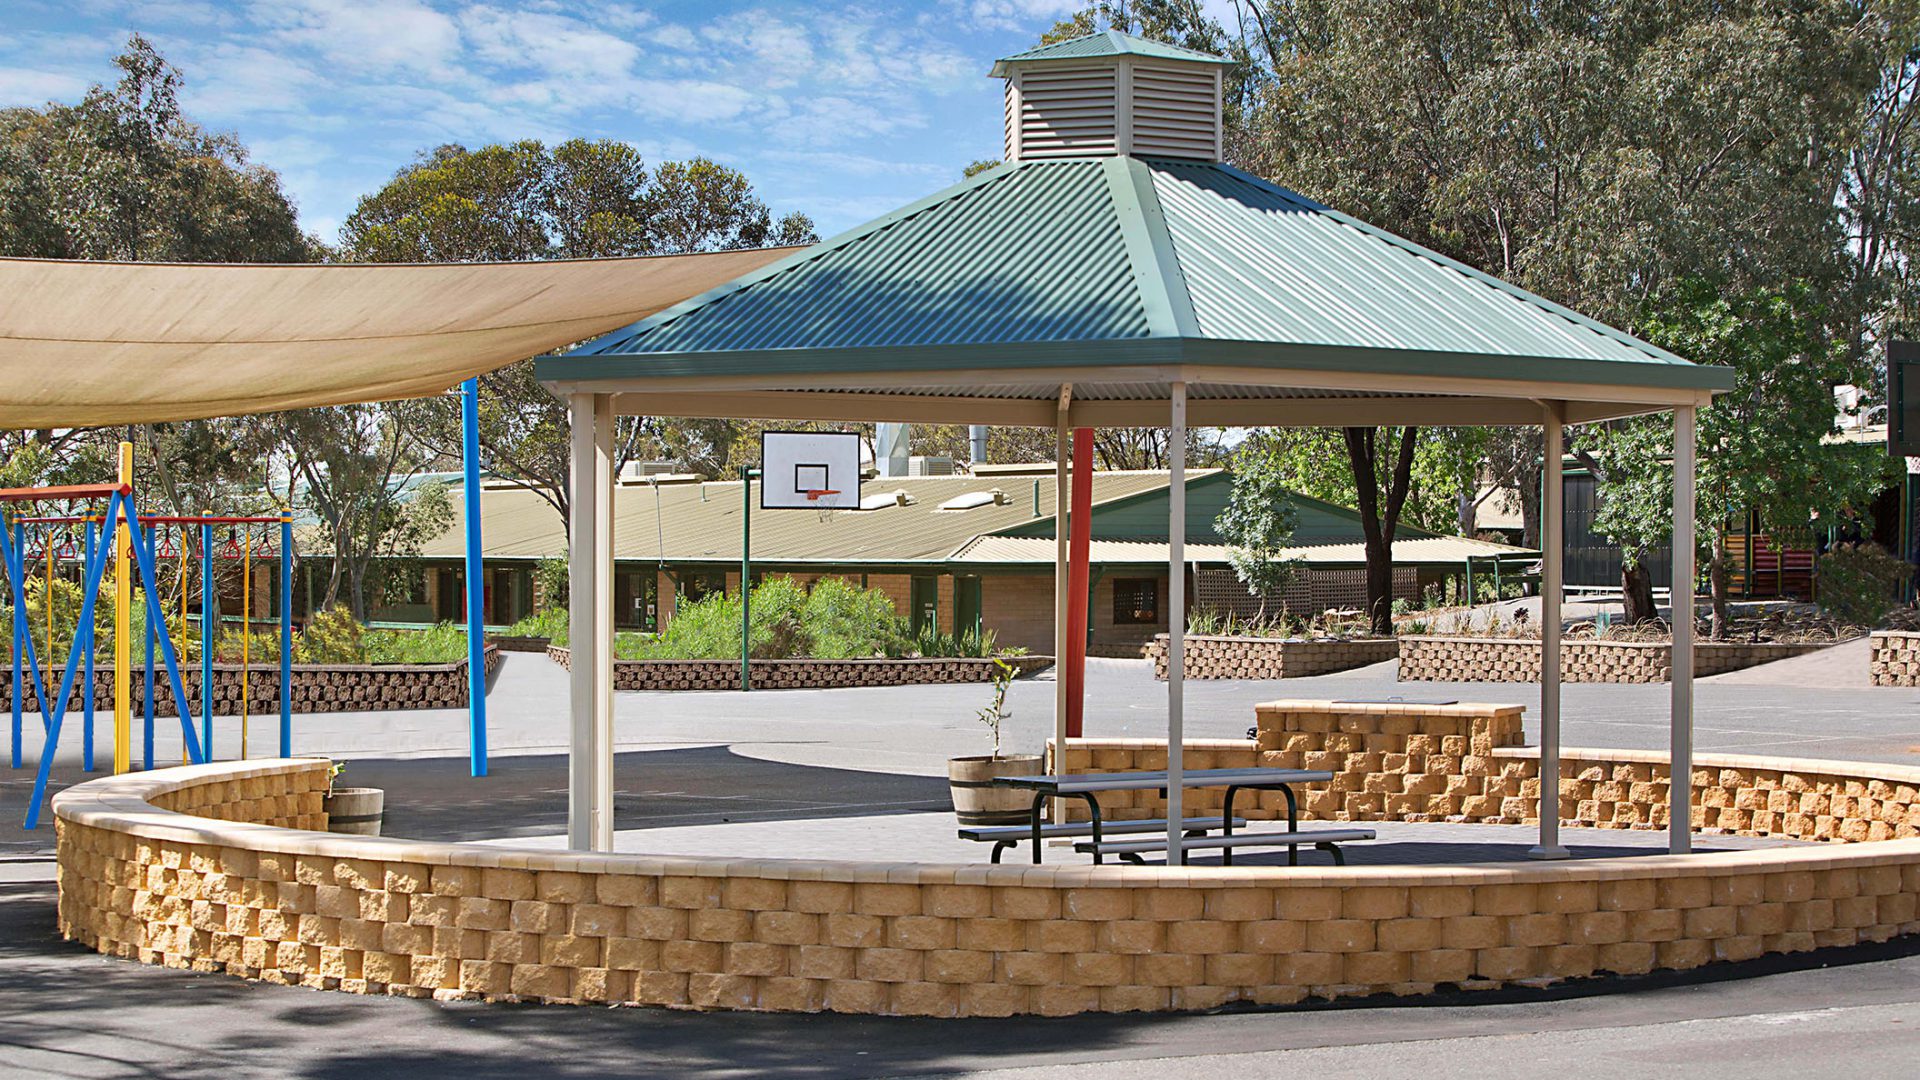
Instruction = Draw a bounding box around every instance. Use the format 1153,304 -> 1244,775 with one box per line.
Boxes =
1066,428 -> 1094,738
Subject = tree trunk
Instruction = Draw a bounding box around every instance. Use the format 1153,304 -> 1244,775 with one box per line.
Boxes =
1708,531 -> 1730,640
1621,561 -> 1658,624
1517,460 -> 1542,549
1343,426 -> 1419,636
1364,539 -> 1393,632
1457,488 -> 1475,537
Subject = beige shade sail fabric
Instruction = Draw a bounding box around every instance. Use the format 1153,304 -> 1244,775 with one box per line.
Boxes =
0,248 -> 801,427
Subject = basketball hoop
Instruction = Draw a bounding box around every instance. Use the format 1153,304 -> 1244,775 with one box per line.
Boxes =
804,489 -> 840,501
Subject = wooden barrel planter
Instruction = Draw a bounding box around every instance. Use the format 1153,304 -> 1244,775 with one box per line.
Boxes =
947,754 -> 1042,826
324,787 -> 385,836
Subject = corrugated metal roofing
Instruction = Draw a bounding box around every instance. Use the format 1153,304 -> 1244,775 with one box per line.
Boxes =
580,159 -> 1146,357
1150,162 -> 1680,366
951,535 -> 1534,567
990,30 -> 1234,72
546,156 -> 1729,397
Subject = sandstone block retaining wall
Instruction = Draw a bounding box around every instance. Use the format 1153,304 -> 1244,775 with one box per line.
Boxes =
1396,636 -> 1832,683
1054,701 -> 1920,843
3,648 -> 501,715
546,647 -> 1051,690
1146,635 -> 1398,680
1870,631 -> 1920,687
54,752 -> 1920,1017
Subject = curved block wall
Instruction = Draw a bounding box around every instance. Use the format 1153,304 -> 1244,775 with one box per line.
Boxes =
53,743 -> 1920,1016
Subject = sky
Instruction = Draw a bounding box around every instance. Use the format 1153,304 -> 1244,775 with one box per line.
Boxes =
0,0 -> 1113,242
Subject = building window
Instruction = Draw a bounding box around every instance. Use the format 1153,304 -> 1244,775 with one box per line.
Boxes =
1112,577 -> 1159,625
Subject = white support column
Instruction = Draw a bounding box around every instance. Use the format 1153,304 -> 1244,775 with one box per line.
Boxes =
1530,402 -> 1569,860
1670,404 -> 1697,854
567,393 -> 616,852
1059,384 -> 1075,814
1052,387 -> 1071,787
1165,382 -> 1187,865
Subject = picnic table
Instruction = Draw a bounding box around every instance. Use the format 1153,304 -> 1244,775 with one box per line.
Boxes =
983,766 -> 1368,866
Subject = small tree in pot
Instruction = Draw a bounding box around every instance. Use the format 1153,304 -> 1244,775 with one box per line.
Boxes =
947,658 -> 1043,826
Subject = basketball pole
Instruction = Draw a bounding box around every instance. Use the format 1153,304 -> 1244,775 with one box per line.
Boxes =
740,465 -> 752,693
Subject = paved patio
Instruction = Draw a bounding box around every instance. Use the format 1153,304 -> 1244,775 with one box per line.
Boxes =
479,810 -> 1799,866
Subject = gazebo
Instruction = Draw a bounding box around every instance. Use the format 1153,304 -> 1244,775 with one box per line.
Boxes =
538,31 -> 1733,861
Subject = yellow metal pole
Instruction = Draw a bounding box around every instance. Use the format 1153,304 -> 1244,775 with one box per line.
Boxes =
240,527 -> 250,760
114,441 -> 131,774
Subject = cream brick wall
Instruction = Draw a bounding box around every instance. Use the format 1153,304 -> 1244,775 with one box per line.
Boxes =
53,737 -> 1920,1018
1397,636 -> 1835,683
982,575 -> 1055,654
1871,631 -> 1920,686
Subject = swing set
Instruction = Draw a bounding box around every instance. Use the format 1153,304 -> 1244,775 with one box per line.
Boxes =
1,445 -> 295,829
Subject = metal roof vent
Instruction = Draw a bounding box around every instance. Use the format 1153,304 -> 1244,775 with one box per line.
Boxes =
991,30 -> 1230,162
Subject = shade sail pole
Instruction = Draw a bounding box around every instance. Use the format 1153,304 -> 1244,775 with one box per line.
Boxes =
1530,401 -> 1569,860
1052,386 -> 1071,794
462,377 -> 488,777
1670,404 -> 1697,854
1165,382 -> 1187,865
567,393 -> 616,852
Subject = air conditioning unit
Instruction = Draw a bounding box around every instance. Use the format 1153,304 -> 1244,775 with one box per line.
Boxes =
907,455 -> 955,476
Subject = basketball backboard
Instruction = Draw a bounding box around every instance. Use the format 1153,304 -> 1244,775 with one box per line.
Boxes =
760,430 -> 862,509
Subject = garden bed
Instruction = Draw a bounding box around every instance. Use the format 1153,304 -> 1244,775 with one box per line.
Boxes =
1870,630 -> 1920,686
1146,633 -> 1398,679
1397,635 -> 1836,683
1,645 -> 501,714
546,645 -> 1050,690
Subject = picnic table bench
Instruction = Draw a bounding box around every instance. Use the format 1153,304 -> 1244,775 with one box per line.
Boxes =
979,767 -> 1369,866
958,816 -> 1247,864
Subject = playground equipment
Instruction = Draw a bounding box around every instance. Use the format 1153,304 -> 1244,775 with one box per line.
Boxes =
1,447 -> 295,827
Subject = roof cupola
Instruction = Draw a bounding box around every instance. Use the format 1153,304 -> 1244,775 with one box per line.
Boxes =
990,30 -> 1231,162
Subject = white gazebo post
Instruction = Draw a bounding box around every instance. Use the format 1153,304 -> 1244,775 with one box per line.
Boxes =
1053,387 -> 1072,822
567,393 -> 616,852
1670,404 -> 1697,854
1530,402 -> 1569,859
1164,381 -> 1187,864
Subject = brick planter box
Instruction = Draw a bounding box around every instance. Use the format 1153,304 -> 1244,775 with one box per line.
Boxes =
1396,635 -> 1835,683
1145,634 -> 1398,679
546,646 -> 1051,690
1871,631 -> 1920,687
489,635 -> 552,654
0,646 -> 501,714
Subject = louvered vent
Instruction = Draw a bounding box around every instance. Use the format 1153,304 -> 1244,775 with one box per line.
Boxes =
1013,65 -> 1119,158
1131,64 -> 1219,159
996,38 -> 1225,162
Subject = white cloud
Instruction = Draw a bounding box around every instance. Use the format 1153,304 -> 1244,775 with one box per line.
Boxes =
249,0 -> 463,77
0,67 -> 91,105
960,0 -> 1076,32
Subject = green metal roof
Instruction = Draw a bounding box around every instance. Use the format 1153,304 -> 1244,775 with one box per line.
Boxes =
543,155 -> 1730,399
989,30 -> 1234,75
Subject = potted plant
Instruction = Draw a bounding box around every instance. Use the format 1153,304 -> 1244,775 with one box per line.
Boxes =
322,762 -> 386,836
947,657 -> 1043,826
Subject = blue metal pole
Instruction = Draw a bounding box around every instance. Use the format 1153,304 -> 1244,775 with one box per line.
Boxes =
201,518 -> 213,758
461,376 -> 488,777
82,522 -> 95,771
122,511 -> 202,766
24,491 -> 121,828
9,518 -> 20,769
279,516 -> 292,758
142,530 -> 155,771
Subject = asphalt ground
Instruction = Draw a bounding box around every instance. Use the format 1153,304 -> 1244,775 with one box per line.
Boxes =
0,651 -> 1915,1076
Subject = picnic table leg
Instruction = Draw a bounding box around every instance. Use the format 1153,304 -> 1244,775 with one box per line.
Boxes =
1281,785 -> 1300,867
1078,793 -> 1105,866
1028,791 -> 1047,865
1221,785 -> 1243,867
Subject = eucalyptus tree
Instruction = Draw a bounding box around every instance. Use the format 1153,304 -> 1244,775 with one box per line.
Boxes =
342,139 -> 816,530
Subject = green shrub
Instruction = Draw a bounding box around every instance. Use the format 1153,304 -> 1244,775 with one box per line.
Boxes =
503,607 -> 568,641
535,557 -> 569,610
363,622 -> 469,664
623,575 -> 1006,660
295,607 -> 364,664
1816,543 -> 1913,627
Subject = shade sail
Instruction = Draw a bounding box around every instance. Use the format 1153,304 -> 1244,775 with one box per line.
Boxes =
0,248 -> 800,427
